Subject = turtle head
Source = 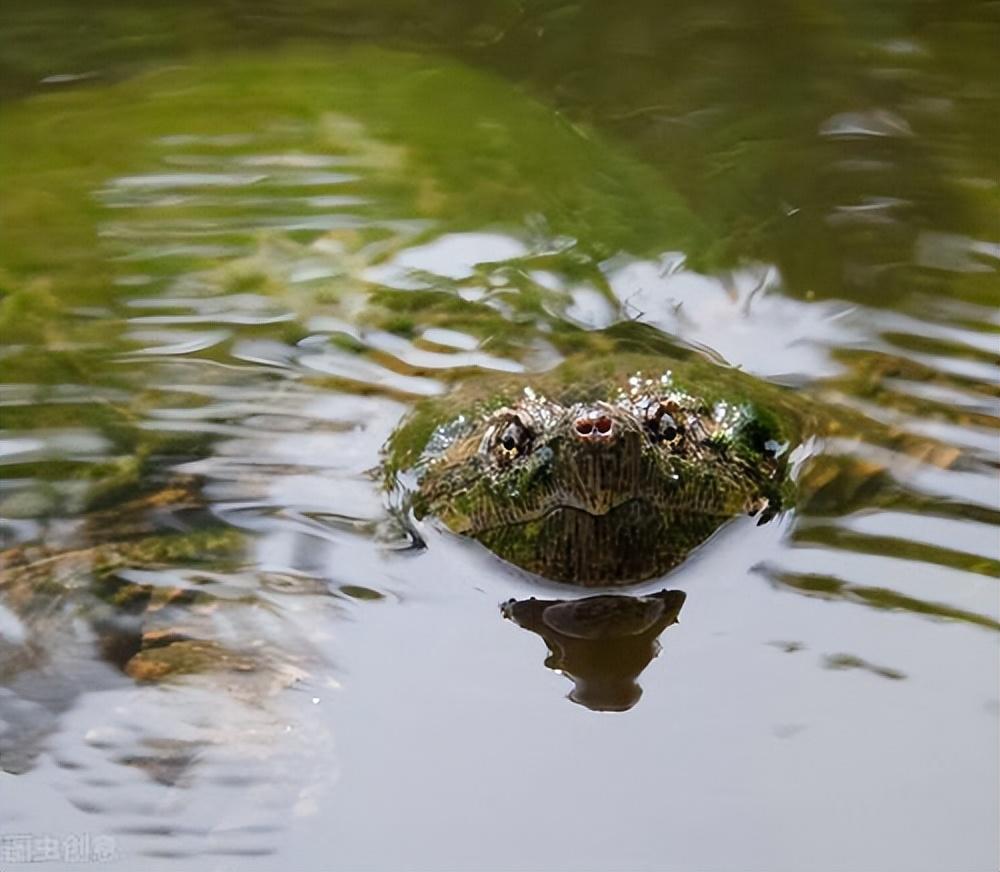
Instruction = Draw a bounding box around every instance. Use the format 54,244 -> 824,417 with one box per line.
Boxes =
402,371 -> 790,585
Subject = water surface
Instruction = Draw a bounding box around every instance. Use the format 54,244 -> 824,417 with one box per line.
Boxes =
1,4 -> 998,870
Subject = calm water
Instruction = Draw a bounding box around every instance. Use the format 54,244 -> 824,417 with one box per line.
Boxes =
1,3 -> 998,870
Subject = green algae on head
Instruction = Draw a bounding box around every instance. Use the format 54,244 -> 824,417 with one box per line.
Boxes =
385,354 -> 798,585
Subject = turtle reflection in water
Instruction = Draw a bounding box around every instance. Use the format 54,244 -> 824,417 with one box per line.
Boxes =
503,590 -> 686,712
386,354 -> 797,586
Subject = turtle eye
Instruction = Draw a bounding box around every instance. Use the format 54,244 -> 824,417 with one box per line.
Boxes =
495,417 -> 533,457
644,402 -> 681,443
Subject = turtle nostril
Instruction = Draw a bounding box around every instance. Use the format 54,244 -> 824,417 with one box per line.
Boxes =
574,414 -> 614,439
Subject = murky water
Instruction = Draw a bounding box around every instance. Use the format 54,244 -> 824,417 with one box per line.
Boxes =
1,3 -> 998,870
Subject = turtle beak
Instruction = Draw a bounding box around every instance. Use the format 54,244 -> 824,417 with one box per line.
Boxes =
559,410 -> 644,515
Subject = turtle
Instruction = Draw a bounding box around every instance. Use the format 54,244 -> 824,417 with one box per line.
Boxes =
384,352 -> 802,586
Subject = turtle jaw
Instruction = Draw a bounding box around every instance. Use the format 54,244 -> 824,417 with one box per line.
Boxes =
474,499 -> 722,586
457,480 -> 654,537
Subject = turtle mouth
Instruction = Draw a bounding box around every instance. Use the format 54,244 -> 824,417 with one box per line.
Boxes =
473,500 -> 681,585
547,493 -> 644,519
471,495 -> 740,537
473,497 -> 652,535
472,498 -> 743,585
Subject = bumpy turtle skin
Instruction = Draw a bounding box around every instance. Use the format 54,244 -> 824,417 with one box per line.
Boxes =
387,355 -> 796,585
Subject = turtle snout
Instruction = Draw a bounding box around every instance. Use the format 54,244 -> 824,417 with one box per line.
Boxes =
573,409 -> 616,443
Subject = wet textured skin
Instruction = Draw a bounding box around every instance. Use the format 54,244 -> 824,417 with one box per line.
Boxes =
385,354 -> 799,585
